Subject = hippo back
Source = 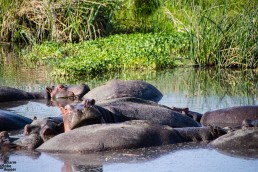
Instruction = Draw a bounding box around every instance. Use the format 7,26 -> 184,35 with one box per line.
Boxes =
97,97 -> 200,128
0,109 -> 32,131
201,106 -> 258,127
0,86 -> 34,102
83,79 -> 163,102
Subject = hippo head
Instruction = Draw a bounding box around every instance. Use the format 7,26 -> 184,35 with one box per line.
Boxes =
47,84 -> 75,99
24,116 -> 64,142
60,99 -> 102,132
24,116 -> 42,136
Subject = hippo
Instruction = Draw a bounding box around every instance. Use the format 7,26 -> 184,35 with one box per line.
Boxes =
201,106 -> 258,128
171,106 -> 203,122
13,117 -> 64,150
210,127 -> 258,149
47,84 -> 90,100
37,120 -> 226,153
24,116 -> 64,142
60,97 -> 200,132
0,110 -> 32,131
83,79 -> 163,103
13,133 -> 43,150
0,131 -> 17,150
0,86 -> 48,102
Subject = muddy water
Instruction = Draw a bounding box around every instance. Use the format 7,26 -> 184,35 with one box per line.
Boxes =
0,44 -> 258,171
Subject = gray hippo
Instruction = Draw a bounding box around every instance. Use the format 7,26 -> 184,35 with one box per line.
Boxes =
60,97 -> 200,132
0,110 -> 32,131
47,84 -> 90,100
24,116 -> 64,142
37,120 -> 226,153
0,86 -> 48,102
13,117 -> 64,150
0,131 -> 17,150
201,106 -> 258,127
83,79 -> 163,102
210,127 -> 258,150
210,126 -> 258,159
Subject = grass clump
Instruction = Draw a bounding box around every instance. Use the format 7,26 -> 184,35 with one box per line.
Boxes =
0,0 -> 117,43
162,0 -> 258,68
22,32 -> 188,76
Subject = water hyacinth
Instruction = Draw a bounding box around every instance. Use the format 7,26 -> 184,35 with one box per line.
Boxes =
22,32 -> 188,76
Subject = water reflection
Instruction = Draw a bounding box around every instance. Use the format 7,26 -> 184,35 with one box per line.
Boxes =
214,147 -> 258,160
48,143 -> 206,172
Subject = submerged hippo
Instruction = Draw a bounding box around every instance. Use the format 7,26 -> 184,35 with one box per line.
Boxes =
60,97 -> 200,132
201,106 -> 258,127
24,117 -> 64,141
0,131 -> 17,150
0,86 -> 48,102
47,84 -> 90,99
14,117 -> 64,149
0,110 -> 32,131
37,120 -> 226,153
83,79 -> 163,102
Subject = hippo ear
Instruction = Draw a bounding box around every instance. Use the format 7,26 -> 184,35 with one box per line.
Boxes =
83,99 -> 95,107
46,87 -> 52,93
33,116 -> 37,120
45,87 -> 52,99
90,99 -> 95,105
57,84 -> 65,89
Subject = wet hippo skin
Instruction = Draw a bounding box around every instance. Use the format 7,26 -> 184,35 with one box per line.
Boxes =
37,120 -> 225,153
0,86 -> 48,102
0,109 -> 32,131
13,117 -> 64,149
83,79 -> 163,103
48,84 -> 90,99
60,97 -> 200,132
201,106 -> 258,127
210,127 -> 258,149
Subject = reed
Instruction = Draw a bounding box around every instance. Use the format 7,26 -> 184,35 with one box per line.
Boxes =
0,0 -> 117,43
162,0 -> 258,68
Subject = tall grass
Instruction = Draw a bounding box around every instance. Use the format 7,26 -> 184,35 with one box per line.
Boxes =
162,0 -> 258,68
0,0 -> 118,43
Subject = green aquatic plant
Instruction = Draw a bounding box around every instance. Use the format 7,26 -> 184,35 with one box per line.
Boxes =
22,32 -> 188,76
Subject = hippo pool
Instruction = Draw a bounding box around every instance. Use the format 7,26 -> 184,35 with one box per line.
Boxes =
0,50 -> 258,171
